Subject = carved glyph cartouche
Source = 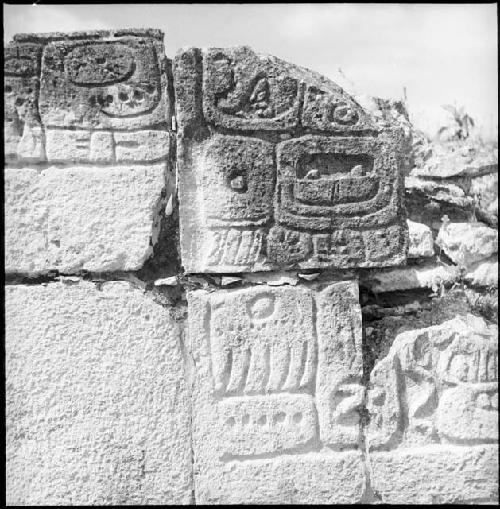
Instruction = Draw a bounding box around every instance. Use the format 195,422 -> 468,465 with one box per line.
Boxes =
175,45 -> 408,273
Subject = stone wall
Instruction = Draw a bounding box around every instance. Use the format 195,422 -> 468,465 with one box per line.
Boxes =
4,28 -> 498,504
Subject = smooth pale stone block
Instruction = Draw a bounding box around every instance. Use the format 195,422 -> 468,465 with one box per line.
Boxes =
5,164 -> 168,273
369,445 -> 498,504
5,281 -> 193,505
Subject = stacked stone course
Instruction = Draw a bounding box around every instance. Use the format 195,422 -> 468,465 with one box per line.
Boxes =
4,28 -> 498,504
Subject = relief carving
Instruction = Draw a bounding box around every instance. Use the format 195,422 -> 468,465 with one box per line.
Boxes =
190,282 -> 364,463
4,30 -> 171,165
367,315 -> 498,450
203,46 -> 302,130
175,46 -> 408,273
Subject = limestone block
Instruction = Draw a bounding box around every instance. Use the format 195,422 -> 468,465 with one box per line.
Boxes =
411,139 -> 498,179
5,281 -> 192,505
465,256 -> 498,288
45,129 -> 171,164
174,45 -> 408,273
361,263 -> 460,293
187,281 -> 366,503
4,40 -> 46,162
366,314 -> 498,503
407,219 -> 434,258
38,30 -> 170,131
4,29 -> 171,166
370,445 -> 498,504
437,222 -> 498,267
5,164 -> 168,273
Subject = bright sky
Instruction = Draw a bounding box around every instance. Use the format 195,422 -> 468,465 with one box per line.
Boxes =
4,3 -> 498,139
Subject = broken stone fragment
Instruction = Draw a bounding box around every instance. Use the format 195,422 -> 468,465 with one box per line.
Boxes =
407,219 -> 434,258
362,263 -> 460,293
436,222 -> 498,268
366,314 -> 498,503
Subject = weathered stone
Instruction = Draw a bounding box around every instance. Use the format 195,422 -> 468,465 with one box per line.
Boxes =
5,281 -> 192,505
175,45 -> 408,273
45,129 -> 171,163
4,29 -> 171,166
39,31 -> 170,131
469,172 -> 499,227
4,40 -> 46,162
362,263 -> 460,293
437,222 -> 498,267
465,256 -> 498,288
366,315 -> 498,503
405,176 -> 474,232
407,219 -> 434,258
411,139 -> 498,179
187,281 -> 365,503
5,164 -> 169,273
369,445 -> 498,504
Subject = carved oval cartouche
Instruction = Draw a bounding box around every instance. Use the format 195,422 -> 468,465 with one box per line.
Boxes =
65,42 -> 134,86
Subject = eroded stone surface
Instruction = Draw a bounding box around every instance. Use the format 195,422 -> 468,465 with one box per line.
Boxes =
5,281 -> 192,505
437,222 -> 498,267
187,281 -> 365,503
5,164 -> 169,273
407,219 -> 434,258
370,445 -> 498,504
366,314 -> 498,503
175,46 -> 408,273
4,29 -> 171,165
361,263 -> 460,293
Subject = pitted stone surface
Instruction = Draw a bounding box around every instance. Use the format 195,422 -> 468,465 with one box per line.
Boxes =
4,29 -> 171,165
174,45 -> 408,273
366,314 -> 498,503
5,164 -> 169,273
187,281 -> 366,503
5,281 -> 192,505
437,222 -> 498,268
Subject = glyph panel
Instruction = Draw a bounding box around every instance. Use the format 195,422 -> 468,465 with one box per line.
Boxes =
366,314 -> 499,503
174,45 -> 408,273
188,281 -> 365,503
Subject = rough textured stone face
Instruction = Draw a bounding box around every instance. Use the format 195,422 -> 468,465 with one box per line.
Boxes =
187,281 -> 366,503
437,222 -> 498,268
5,281 -> 192,505
5,29 -> 172,165
174,46 -> 408,273
5,164 -> 169,273
366,315 -> 498,503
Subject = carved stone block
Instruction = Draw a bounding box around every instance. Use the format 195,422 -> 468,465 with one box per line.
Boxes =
187,281 -> 365,503
39,32 -> 169,130
5,29 -> 171,166
175,45 -> 408,272
4,41 -> 45,162
366,314 -> 498,503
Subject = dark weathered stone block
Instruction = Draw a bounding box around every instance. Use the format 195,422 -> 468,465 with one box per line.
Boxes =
175,45 -> 408,272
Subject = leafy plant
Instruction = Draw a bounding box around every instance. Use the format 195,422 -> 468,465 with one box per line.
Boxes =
438,104 -> 475,140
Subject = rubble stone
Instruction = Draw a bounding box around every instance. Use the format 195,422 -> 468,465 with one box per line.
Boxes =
366,315 -> 498,503
437,222 -> 498,267
407,219 -> 434,258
